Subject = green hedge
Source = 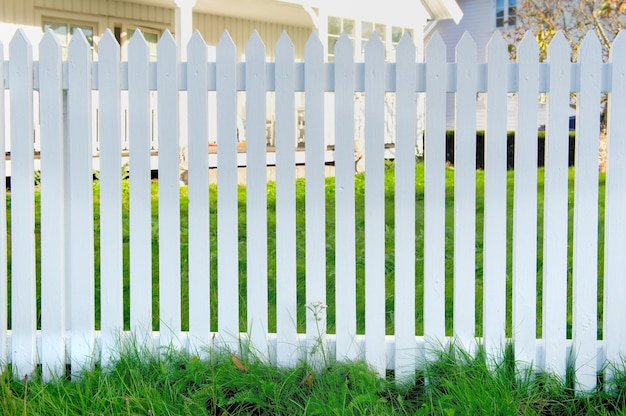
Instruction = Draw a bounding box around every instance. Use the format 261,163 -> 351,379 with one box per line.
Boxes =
444,131 -> 576,169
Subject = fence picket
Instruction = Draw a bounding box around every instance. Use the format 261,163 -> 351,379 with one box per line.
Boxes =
9,30 -> 36,379
604,31 -> 626,381
394,33 -> 417,381
512,32 -> 539,367
364,34 -> 386,377
304,32 -> 327,367
453,33 -> 477,353
187,31 -> 211,352
542,32 -> 571,377
483,32 -> 508,360
128,31 -> 152,341
157,30 -> 181,349
39,30 -> 66,380
67,29 -> 95,373
216,31 -> 239,351
0,41 -> 6,368
334,33 -> 358,362
274,32 -> 298,367
424,33 -> 447,348
98,30 -> 124,365
245,31 -> 269,359
2,27 -> 626,392
572,32 -> 602,392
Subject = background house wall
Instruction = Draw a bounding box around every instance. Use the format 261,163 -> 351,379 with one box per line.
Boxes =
424,0 -> 546,131
0,0 -> 311,59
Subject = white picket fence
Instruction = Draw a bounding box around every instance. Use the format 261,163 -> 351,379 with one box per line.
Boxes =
2,26 -> 626,392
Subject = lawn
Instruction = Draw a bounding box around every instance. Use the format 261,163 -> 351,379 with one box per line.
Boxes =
2,162 -> 619,414
2,341 -> 626,415
23,162 -> 605,340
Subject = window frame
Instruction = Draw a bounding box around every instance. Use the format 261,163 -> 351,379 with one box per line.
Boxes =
495,0 -> 517,28
41,18 -> 98,58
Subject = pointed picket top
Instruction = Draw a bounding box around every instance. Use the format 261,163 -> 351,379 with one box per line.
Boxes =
364,31 -> 384,59
578,30 -> 601,63
40,28 -> 61,51
426,31 -> 446,62
246,30 -> 265,54
275,31 -> 294,86
609,30 -> 626,77
128,28 -> 148,58
276,31 -> 294,78
547,31 -> 570,59
40,29 -> 61,64
456,31 -> 477,60
157,29 -> 176,56
517,30 -> 539,61
397,32 -> 415,57
67,29 -> 91,64
218,29 -> 235,49
305,30 -> 323,59
10,29 -> 32,57
187,30 -> 207,59
99,29 -> 120,60
609,29 -> 626,59
486,31 -> 507,58
611,29 -> 626,58
276,30 -> 294,53
335,32 -> 354,62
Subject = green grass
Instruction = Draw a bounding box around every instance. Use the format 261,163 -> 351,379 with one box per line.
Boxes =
1,341 -> 625,415
5,163 -> 617,413
22,162 -> 605,341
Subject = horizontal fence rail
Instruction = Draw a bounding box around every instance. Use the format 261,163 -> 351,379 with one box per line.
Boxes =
1,27 -> 626,393
14,55 -> 615,93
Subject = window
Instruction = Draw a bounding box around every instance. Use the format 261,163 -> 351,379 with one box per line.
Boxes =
328,16 -> 355,61
392,26 -> 413,46
496,0 -> 517,28
43,20 -> 95,59
327,16 -> 415,61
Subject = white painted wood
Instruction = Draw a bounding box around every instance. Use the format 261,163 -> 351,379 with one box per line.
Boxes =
572,32 -> 602,392
482,32 -> 508,360
334,33 -> 358,362
364,33 -> 386,377
245,31 -> 269,359
128,30 -> 153,341
67,29 -> 95,374
453,32 -> 477,353
9,30 -> 36,379
39,30 -> 66,381
604,31 -> 626,381
424,33 -> 447,347
542,32 -> 570,378
274,32 -> 298,367
0,41 -> 6,368
394,33 -> 417,381
98,30 -> 124,366
186,31 -> 211,353
157,30 -> 181,349
217,31 -> 240,351
512,32 -> 539,368
304,32 -> 327,367
3,27 -> 626,392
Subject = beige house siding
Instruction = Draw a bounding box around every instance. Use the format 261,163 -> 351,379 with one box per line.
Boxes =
1,0 -> 310,59
194,12 -> 310,60
2,0 -> 36,26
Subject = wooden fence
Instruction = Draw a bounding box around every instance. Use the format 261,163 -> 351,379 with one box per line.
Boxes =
2,27 -> 626,392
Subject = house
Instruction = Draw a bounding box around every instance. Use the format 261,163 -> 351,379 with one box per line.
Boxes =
0,0 -> 462,159
424,0 -> 553,131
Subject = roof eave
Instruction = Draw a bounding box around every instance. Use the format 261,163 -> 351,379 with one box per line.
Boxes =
422,0 -> 463,23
